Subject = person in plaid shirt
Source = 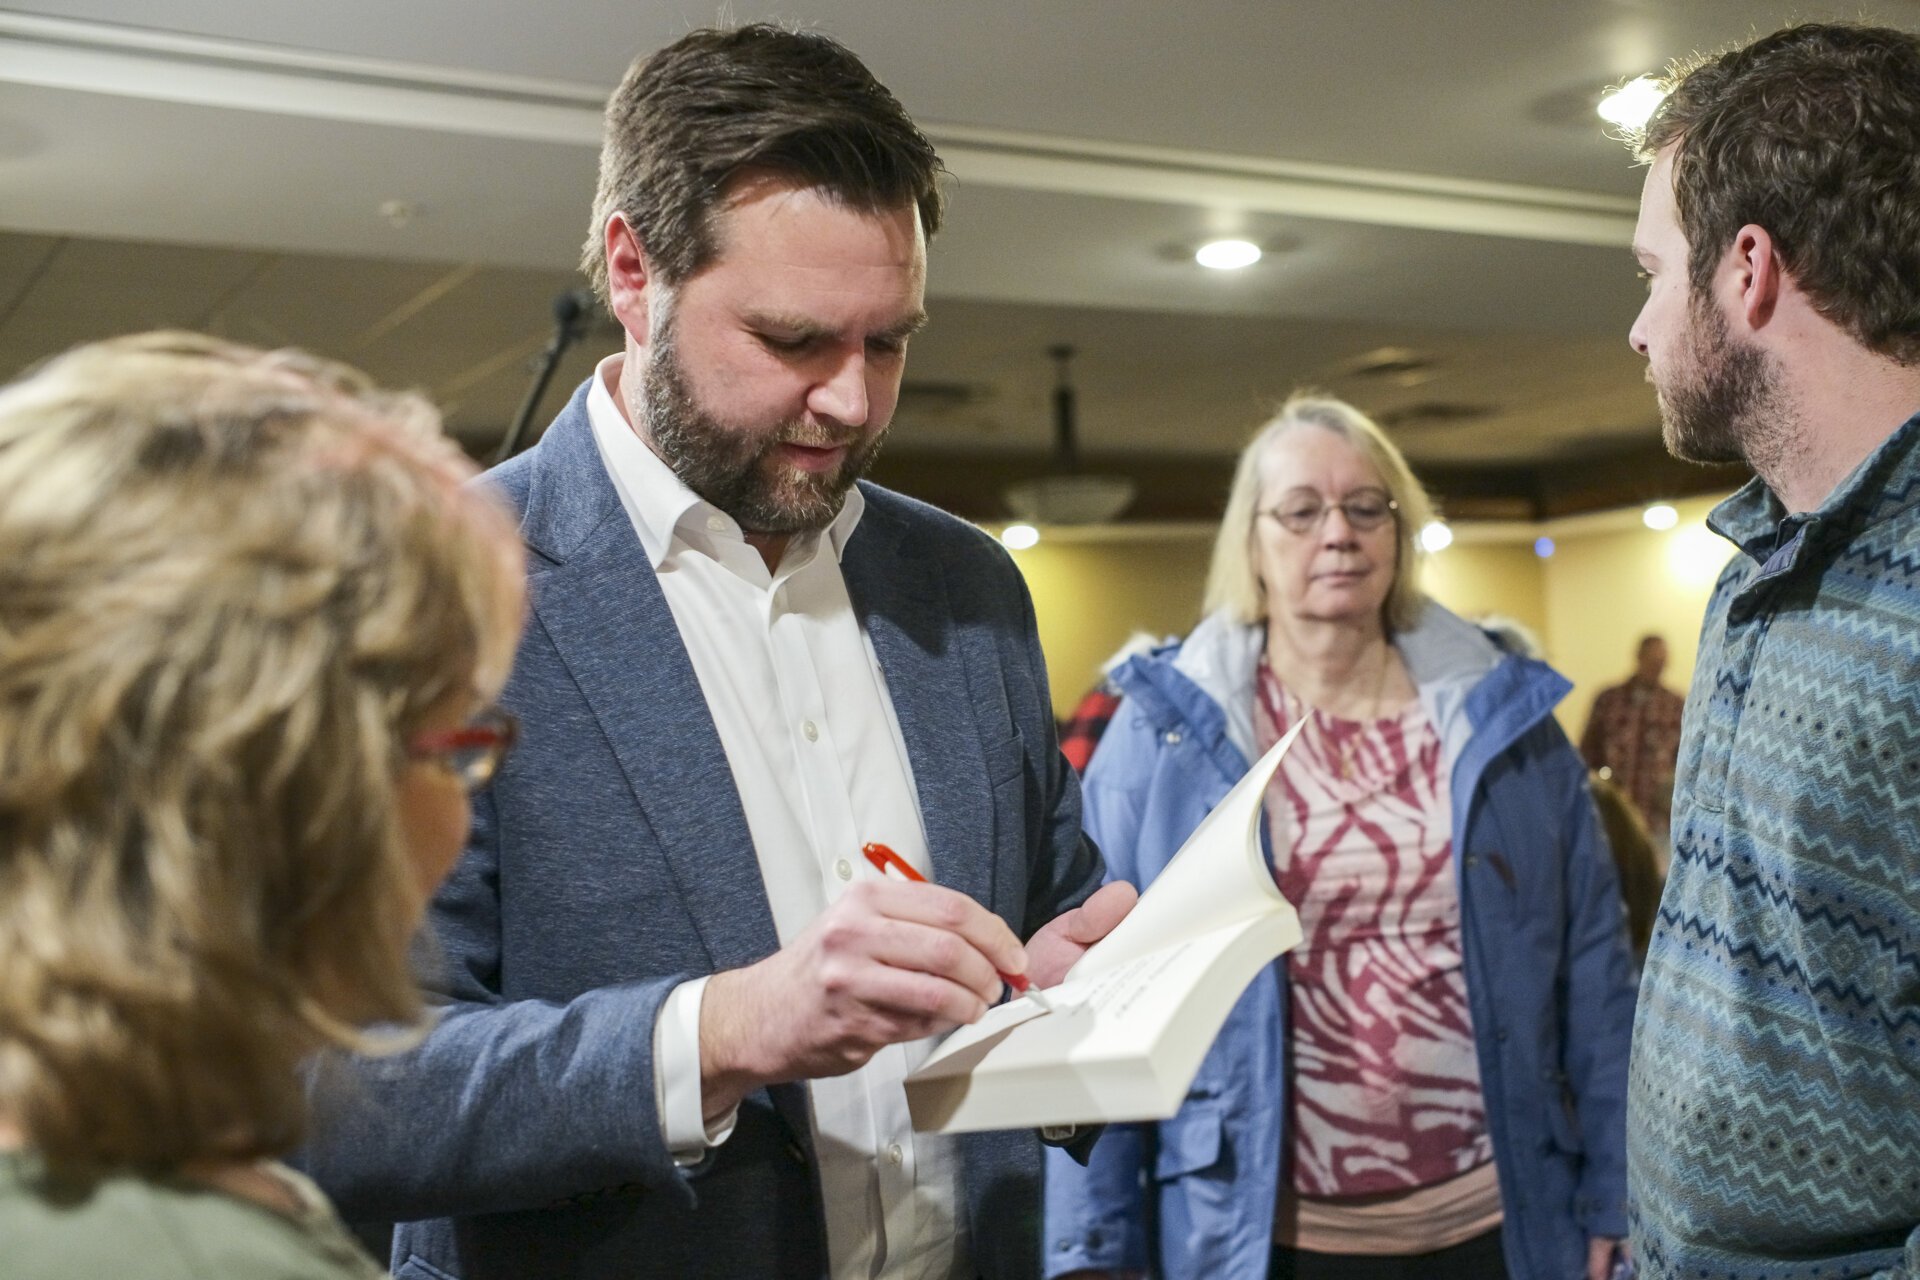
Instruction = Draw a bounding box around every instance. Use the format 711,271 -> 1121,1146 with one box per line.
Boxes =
1057,633 -> 1169,774
1578,635 -> 1684,838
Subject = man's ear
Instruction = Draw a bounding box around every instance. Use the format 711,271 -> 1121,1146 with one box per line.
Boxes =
603,213 -> 657,346
1725,223 -> 1782,334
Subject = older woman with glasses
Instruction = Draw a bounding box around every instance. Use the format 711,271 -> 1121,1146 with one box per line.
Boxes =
0,333 -> 524,1277
1045,395 -> 1634,1280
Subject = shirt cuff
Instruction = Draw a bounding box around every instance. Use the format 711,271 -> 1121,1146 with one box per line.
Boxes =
655,976 -> 738,1167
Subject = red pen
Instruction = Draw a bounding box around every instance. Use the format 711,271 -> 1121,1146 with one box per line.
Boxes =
861,842 -> 1053,1009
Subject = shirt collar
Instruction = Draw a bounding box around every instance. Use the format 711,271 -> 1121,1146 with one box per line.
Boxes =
1709,406 -> 1920,563
583,353 -> 866,570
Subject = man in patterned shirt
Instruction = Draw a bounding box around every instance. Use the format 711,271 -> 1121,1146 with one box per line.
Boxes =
1622,22 -> 1920,1280
1580,634 -> 1685,840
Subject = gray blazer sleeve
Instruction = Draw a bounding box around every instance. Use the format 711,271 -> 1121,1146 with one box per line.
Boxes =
302,776 -> 691,1223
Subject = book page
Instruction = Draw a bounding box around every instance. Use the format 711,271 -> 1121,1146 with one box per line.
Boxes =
917,924 -> 1253,1074
1066,718 -> 1302,982
906,911 -> 1301,1130
1059,938 -> 1202,1021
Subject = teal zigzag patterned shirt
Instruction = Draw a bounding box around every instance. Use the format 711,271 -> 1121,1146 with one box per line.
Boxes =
1630,408 -> 1920,1280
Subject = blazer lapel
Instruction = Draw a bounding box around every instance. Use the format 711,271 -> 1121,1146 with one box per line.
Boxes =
518,395 -> 780,972
842,492 -> 995,911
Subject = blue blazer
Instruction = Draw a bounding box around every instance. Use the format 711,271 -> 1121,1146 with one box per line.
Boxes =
304,381 -> 1103,1280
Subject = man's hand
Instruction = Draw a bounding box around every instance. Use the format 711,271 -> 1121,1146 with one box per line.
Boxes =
698,879 -> 1026,1122
1589,1236 -> 1628,1280
1025,880 -> 1139,989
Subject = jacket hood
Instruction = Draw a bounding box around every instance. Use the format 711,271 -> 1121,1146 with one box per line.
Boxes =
1115,600 -> 1570,781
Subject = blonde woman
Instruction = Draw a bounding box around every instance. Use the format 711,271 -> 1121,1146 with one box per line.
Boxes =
0,333 -> 524,1277
1045,394 -> 1634,1280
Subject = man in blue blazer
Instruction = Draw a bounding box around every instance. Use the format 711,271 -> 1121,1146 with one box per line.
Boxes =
304,24 -> 1132,1280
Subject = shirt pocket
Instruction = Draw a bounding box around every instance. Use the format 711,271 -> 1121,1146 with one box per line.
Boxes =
396,1255 -> 462,1280
1544,1079 -> 1584,1155
982,730 -> 1025,787
1153,1099 -> 1228,1180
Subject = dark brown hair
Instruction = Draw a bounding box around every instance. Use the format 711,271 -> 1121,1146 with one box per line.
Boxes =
581,23 -> 945,305
1636,23 -> 1920,364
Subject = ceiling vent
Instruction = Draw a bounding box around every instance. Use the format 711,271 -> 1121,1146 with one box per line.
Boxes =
1340,346 -> 1436,380
1375,401 -> 1495,431
897,380 -> 990,414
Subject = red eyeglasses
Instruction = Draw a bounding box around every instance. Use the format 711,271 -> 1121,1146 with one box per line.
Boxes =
406,705 -> 519,791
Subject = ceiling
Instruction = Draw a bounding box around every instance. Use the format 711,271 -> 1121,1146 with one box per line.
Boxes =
4,0 -> 1903,519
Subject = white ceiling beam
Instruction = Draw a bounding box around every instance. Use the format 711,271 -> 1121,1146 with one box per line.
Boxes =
0,12 -> 605,145
934,126 -> 1635,247
0,11 -> 1634,247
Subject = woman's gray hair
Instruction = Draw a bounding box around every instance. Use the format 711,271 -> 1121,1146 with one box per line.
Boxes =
1202,392 -> 1437,634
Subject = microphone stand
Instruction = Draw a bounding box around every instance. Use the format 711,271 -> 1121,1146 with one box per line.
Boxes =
492,288 -> 596,466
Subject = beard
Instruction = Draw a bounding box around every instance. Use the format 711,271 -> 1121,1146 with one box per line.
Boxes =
637,324 -> 888,536
1657,295 -> 1787,470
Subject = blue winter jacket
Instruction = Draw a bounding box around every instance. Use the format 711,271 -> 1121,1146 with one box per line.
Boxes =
1043,604 -> 1635,1279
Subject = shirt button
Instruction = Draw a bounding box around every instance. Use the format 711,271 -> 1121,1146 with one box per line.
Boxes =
705,514 -> 727,532
886,1143 -> 903,1166
835,858 -> 853,881
803,720 -> 819,742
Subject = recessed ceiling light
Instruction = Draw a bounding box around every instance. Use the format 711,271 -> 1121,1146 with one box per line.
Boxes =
1195,239 -> 1262,270
1597,76 -> 1668,130
378,199 -> 420,228
1419,521 -> 1453,553
1642,503 -> 1679,531
1000,523 -> 1040,550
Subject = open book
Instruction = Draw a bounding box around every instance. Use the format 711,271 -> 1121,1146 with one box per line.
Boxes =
903,721 -> 1304,1133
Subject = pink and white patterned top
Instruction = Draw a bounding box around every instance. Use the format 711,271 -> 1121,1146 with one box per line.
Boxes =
1254,663 -> 1493,1197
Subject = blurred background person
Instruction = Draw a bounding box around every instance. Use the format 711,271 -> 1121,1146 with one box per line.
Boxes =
1045,394 -> 1635,1280
0,333 -> 524,1277
1587,777 -> 1663,971
1059,632 -> 1171,774
1578,635 -> 1684,853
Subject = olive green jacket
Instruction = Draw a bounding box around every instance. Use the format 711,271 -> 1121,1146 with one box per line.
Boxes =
0,1152 -> 385,1279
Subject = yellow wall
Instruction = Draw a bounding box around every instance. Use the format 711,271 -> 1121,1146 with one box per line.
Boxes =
1542,496 -> 1731,736
1420,542 -> 1548,648
1009,498 -> 1734,725
1011,530 -> 1556,720
1009,531 -> 1213,713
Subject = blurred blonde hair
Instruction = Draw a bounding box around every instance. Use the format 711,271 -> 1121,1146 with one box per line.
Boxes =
1589,775 -> 1664,963
1202,392 -> 1436,635
0,332 -> 522,1177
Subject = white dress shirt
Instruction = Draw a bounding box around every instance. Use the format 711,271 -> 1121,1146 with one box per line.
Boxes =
584,356 -> 970,1280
